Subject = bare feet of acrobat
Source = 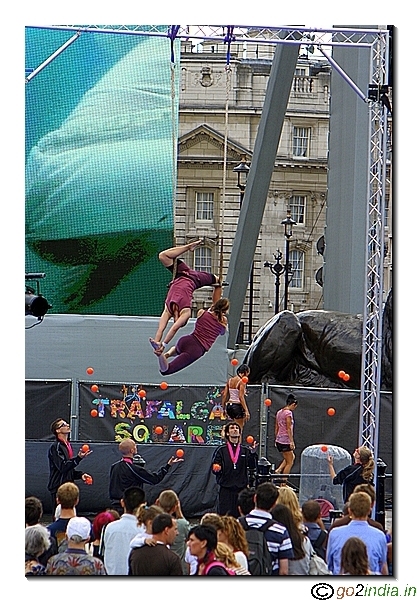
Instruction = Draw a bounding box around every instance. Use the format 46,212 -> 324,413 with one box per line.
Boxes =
189,239 -> 203,252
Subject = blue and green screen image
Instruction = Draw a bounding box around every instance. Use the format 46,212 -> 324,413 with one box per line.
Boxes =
25,27 -> 179,315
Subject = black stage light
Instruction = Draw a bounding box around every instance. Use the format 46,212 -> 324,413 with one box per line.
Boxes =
25,292 -> 51,318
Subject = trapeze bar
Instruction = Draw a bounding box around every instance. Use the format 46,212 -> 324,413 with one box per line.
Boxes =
318,45 -> 368,103
25,31 -> 81,83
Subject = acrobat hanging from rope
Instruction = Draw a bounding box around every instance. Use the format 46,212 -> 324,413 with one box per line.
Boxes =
150,283 -> 229,375
149,239 -> 226,354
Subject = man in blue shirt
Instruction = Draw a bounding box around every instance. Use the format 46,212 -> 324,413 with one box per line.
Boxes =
326,491 -> 388,575
103,486 -> 145,575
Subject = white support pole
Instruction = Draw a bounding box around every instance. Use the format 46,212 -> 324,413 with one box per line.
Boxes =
25,31 -> 81,83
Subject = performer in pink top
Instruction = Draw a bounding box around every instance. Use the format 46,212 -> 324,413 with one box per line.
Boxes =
150,240 -> 223,354
151,286 -> 229,375
221,364 -> 251,432
274,394 -> 298,482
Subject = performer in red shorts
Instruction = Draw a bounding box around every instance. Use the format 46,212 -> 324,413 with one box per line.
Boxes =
150,240 -> 223,355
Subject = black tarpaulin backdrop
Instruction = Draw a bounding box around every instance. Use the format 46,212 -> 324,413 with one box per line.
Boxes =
264,387 -> 392,474
25,441 -> 220,517
25,380 -> 72,440
25,380 -> 392,516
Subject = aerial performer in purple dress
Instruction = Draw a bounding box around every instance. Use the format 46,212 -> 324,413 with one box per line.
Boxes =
150,239 -> 223,354
150,285 -> 229,375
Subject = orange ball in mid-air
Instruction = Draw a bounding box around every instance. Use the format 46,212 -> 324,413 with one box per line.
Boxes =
343,373 -> 350,381
246,435 -> 254,444
90,409 -> 98,417
155,426 -> 163,435
338,370 -> 346,379
212,463 -> 221,472
321,445 -> 328,452
91,384 -> 99,393
86,367 -> 94,375
231,358 -> 239,366
176,449 -> 184,458
81,444 -> 90,452
264,398 -> 272,406
139,389 -> 146,398
160,381 -> 168,390
241,376 -> 248,384
327,407 -> 336,416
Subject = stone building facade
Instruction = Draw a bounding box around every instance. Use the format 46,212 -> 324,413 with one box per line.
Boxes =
174,38 -> 391,345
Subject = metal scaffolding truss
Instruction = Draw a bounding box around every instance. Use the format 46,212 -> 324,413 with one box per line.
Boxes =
26,25 -> 391,458
28,24 -> 385,49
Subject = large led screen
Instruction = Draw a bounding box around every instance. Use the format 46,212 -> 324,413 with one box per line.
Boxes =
25,27 -> 178,315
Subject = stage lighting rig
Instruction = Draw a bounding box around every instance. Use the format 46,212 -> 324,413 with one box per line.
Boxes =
25,273 -> 52,323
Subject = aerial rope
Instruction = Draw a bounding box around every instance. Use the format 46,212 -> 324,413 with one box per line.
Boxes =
219,26 -> 235,284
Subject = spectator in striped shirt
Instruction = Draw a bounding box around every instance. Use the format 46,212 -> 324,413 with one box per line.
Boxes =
244,482 -> 294,575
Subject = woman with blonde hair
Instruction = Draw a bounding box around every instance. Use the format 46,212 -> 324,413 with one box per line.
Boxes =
215,542 -> 251,575
217,515 -> 250,570
328,445 -> 375,503
276,486 -> 304,531
129,504 -> 164,550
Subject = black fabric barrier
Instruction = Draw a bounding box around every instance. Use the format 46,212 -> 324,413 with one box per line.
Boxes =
26,380 -> 72,440
25,441 -> 220,518
265,387 -> 393,475
25,382 -> 392,516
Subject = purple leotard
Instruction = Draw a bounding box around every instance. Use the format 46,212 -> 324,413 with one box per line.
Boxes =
162,310 -> 226,375
165,260 -> 216,315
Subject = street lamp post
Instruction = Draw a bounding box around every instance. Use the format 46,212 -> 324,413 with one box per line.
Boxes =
264,208 -> 297,313
281,209 -> 297,310
264,251 -> 284,313
233,155 -> 253,343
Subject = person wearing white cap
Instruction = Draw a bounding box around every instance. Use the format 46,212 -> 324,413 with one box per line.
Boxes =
46,517 -> 106,575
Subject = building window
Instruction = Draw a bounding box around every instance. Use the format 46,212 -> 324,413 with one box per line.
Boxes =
289,249 -> 304,288
195,192 -> 214,221
295,67 -> 308,76
194,246 -> 212,273
384,194 -> 390,229
293,126 -> 310,157
290,196 -> 306,225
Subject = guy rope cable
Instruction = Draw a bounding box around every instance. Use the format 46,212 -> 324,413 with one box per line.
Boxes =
219,27 -> 235,285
